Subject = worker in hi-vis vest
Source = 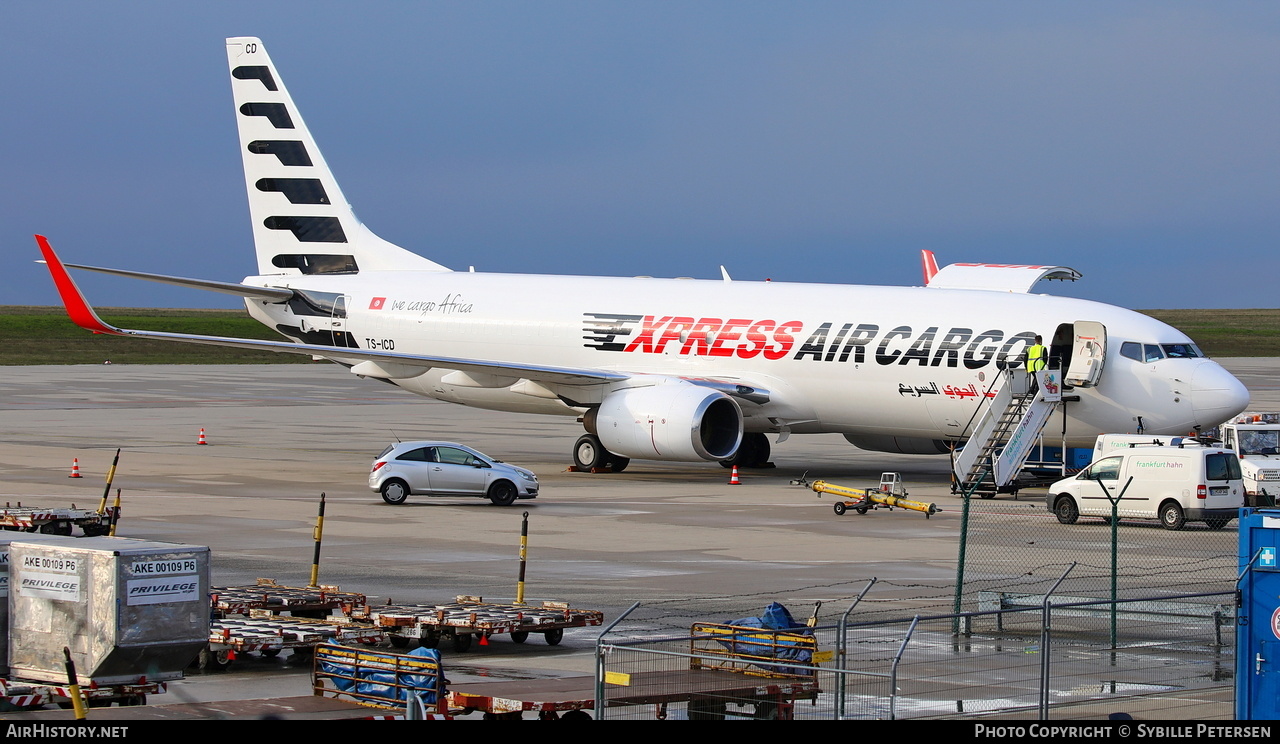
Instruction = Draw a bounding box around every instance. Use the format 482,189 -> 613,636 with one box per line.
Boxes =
1025,335 -> 1047,372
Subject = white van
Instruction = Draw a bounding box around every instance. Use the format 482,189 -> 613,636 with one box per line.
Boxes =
1047,442 -> 1243,530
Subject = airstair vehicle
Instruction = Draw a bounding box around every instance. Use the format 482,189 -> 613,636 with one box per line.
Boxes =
951,322 -> 1105,497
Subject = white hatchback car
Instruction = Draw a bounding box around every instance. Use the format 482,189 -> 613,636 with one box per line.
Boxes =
369,441 -> 538,506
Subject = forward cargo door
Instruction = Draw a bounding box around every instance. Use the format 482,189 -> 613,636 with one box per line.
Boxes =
1064,321 -> 1106,388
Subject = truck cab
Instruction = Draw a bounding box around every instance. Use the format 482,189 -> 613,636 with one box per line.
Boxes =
1217,413 -> 1280,506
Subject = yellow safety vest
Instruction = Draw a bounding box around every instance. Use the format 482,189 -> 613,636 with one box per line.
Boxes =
1026,344 -> 1047,372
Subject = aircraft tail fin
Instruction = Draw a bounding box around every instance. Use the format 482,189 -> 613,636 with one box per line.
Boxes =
921,250 -> 939,285
226,37 -> 450,276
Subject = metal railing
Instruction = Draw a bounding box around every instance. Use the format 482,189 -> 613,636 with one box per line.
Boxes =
597,590 -> 1235,720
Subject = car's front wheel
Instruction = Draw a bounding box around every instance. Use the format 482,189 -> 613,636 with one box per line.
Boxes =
380,479 -> 409,505
488,480 -> 518,506
1054,495 -> 1079,525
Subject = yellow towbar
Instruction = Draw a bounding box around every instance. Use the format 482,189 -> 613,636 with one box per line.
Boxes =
803,474 -> 939,518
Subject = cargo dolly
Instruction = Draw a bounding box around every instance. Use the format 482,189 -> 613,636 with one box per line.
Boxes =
200,614 -> 386,671
201,579 -> 373,671
212,578 -> 368,619
367,596 -> 605,653
0,503 -> 110,537
0,678 -> 161,710
447,622 -> 821,720
796,472 -> 940,518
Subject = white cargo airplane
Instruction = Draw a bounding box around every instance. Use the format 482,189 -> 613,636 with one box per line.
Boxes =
36,37 -> 1250,473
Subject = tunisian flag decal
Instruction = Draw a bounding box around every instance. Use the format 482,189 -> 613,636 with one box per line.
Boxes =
369,297 -> 387,310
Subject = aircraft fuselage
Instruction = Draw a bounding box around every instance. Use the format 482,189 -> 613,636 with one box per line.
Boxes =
244,270 -> 1247,448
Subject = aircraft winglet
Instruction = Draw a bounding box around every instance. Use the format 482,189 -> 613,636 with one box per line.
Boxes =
34,235 -> 122,335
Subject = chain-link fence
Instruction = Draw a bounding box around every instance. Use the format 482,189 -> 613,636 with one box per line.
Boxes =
953,492 -> 1237,610
595,590 -> 1235,720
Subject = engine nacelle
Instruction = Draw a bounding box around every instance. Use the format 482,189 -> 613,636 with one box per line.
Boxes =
843,434 -> 952,455
597,385 -> 743,462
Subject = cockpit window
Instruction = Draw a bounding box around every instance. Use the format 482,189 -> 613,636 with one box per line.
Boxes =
1122,342 -> 1207,362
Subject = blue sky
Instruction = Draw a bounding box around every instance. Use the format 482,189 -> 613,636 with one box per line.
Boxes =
3,2 -> 1278,310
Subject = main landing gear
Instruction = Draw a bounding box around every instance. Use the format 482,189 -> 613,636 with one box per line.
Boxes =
720,432 -> 773,469
573,434 -> 630,473
571,432 -> 772,472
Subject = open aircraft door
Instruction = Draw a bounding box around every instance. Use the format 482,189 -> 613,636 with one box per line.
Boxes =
1063,321 -> 1106,388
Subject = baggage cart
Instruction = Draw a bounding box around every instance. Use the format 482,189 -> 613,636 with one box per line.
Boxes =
447,622 -> 821,719
312,643 -> 448,717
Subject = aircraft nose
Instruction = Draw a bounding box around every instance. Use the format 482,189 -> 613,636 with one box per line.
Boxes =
1192,362 -> 1250,427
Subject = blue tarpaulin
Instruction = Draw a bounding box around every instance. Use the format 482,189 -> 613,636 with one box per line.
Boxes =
722,602 -> 814,675
318,645 -> 444,707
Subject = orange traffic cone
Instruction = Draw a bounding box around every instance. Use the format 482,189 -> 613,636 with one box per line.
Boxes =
197,428 -> 208,445
69,458 -> 83,478
728,465 -> 741,485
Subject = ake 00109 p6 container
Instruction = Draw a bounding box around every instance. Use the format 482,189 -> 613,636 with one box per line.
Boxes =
8,537 -> 210,685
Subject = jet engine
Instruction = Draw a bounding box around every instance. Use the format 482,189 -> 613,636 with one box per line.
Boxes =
843,434 -> 952,455
595,384 -> 743,462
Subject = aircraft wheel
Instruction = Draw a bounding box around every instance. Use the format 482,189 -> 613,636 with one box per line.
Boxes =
574,434 -> 608,470
833,502 -> 847,516
380,479 -> 409,505
747,433 -> 771,467
1160,502 -> 1186,531
1053,495 -> 1079,525
607,456 -> 630,473
487,480 -> 518,506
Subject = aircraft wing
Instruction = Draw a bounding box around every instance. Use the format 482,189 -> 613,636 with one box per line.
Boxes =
36,236 -> 627,387
35,259 -> 294,301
